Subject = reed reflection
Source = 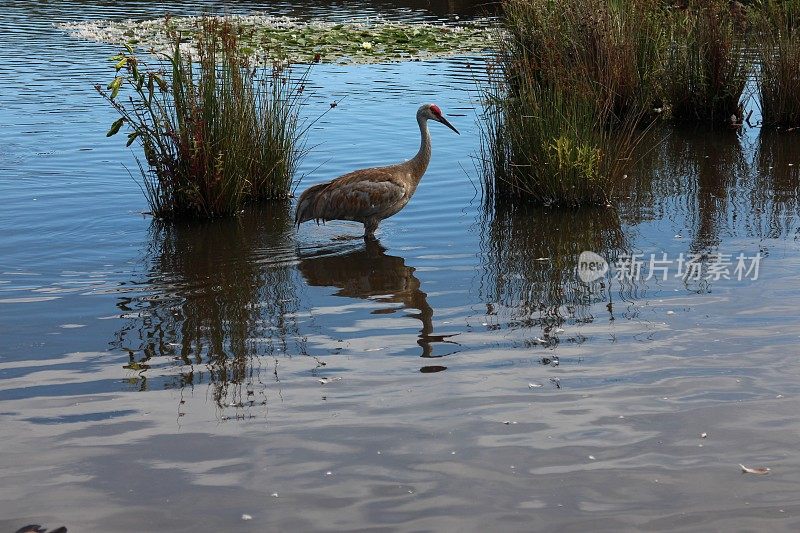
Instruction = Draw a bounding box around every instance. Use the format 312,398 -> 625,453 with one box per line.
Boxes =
752,131 -> 800,239
642,128 -> 748,252
627,127 -> 800,292
113,203 -> 304,408
479,203 -> 633,346
298,238 -> 457,368
631,127 -> 800,243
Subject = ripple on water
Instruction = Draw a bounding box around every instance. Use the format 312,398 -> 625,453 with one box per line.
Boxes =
3,0 -> 800,531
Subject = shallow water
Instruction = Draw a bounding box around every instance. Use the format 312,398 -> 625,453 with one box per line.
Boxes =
2,1 -> 800,531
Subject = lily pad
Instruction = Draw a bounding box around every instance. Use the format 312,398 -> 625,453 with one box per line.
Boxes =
58,14 -> 496,64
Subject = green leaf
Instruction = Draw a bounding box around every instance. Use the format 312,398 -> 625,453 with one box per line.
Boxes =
108,77 -> 123,99
125,130 -> 140,147
115,57 -> 128,71
107,117 -> 125,137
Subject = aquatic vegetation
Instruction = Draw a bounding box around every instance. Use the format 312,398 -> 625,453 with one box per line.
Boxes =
481,80 -> 646,206
753,0 -> 800,128
97,18 -> 306,219
501,0 -> 665,125
59,14 -> 494,65
663,0 -> 751,125
481,0 -> 659,206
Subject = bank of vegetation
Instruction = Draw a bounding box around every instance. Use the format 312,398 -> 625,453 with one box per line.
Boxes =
481,0 -> 800,207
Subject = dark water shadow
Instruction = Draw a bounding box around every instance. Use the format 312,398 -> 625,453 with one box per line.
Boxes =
298,238 -> 458,370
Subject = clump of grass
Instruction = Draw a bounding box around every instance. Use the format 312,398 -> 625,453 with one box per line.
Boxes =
753,1 -> 800,128
97,17 -> 306,219
481,77 -> 646,205
502,0 -> 665,125
663,0 -> 750,125
482,0 -> 661,206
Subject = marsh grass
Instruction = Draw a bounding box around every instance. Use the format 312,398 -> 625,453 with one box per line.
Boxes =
753,1 -> 800,128
98,17 -> 306,219
663,0 -> 750,125
481,0 -> 661,206
481,77 -> 649,206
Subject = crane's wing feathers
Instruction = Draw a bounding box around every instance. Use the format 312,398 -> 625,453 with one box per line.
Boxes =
300,168 -> 410,223
322,177 -> 406,220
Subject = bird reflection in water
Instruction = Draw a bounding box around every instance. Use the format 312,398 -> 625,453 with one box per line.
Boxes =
298,238 -> 458,371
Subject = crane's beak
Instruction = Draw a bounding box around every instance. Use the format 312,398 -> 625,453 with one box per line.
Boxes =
437,115 -> 460,135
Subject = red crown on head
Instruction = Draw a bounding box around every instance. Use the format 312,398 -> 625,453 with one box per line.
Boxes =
430,104 -> 442,116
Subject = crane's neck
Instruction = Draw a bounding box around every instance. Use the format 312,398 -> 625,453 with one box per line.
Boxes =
407,115 -> 431,182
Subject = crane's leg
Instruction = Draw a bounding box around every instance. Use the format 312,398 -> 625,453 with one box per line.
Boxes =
364,219 -> 379,240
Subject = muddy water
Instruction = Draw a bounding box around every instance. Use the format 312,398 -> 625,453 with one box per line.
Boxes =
2,1 -> 800,531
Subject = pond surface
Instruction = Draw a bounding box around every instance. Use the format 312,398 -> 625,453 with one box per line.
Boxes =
2,1 -> 800,531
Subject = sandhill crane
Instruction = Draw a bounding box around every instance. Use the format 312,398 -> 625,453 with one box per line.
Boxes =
295,103 -> 459,239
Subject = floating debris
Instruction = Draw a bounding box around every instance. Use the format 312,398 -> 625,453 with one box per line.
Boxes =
700,432 -> 708,439
241,514 -> 253,521
739,464 -> 770,475
528,382 -> 543,388
318,377 -> 342,384
57,15 -> 495,65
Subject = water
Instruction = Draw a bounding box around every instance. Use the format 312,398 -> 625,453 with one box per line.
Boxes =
2,1 -> 800,531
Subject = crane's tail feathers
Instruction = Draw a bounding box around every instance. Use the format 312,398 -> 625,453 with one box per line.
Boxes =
295,182 -> 329,226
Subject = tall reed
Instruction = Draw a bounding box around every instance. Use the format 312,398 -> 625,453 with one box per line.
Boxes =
753,0 -> 800,127
98,17 -> 306,219
663,0 -> 750,124
482,0 -> 662,206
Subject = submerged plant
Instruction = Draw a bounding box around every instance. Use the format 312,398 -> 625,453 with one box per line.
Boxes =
753,0 -> 800,127
663,0 -> 751,125
97,17 -> 306,219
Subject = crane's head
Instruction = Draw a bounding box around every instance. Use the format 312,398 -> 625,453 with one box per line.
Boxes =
419,103 -> 459,134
